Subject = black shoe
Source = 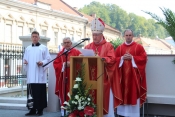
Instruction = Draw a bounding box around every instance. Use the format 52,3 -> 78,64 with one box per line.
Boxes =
25,109 -> 36,116
36,112 -> 43,116
37,109 -> 43,116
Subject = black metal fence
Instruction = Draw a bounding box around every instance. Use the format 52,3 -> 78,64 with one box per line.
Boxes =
0,44 -> 26,88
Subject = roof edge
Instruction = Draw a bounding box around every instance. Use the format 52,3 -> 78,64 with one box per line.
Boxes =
0,0 -> 88,23
60,0 -> 83,17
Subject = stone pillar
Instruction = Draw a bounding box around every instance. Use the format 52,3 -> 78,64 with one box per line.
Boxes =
45,54 -> 60,112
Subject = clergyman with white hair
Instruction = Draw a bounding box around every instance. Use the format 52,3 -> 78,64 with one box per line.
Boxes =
53,37 -> 82,117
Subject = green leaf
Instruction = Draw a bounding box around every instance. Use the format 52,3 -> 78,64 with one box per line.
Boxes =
143,7 -> 175,42
110,38 -> 124,49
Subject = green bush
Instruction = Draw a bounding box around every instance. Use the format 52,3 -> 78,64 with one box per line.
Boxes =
110,38 -> 124,50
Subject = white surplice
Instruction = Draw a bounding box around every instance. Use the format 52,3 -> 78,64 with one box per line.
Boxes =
117,99 -> 140,117
117,41 -> 140,117
23,44 -> 51,84
103,88 -> 115,117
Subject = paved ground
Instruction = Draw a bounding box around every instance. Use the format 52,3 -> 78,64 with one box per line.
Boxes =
0,109 -> 62,117
0,109 -> 172,117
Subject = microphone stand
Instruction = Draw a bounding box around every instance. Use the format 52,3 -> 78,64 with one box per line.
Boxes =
64,52 -> 68,116
42,39 -> 87,67
43,39 -> 87,116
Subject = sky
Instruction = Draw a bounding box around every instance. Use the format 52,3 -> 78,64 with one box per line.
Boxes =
63,0 -> 175,19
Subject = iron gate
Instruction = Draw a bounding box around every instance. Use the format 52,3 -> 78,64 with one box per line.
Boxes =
0,44 -> 26,88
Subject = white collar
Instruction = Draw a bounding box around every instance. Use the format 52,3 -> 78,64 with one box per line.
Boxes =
125,41 -> 133,45
64,48 -> 70,53
95,38 -> 103,44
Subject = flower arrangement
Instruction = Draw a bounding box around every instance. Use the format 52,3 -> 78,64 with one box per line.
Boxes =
61,64 -> 97,117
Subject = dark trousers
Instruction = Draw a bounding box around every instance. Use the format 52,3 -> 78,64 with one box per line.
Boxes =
27,83 -> 47,110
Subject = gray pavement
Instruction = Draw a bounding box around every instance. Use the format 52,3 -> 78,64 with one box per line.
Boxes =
0,109 -> 62,117
0,109 -> 171,117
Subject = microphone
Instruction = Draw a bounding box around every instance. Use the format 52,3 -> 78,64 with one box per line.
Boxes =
81,38 -> 90,41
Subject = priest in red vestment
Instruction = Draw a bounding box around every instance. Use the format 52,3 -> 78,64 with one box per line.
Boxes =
53,37 -> 81,116
85,18 -> 122,117
115,29 -> 147,117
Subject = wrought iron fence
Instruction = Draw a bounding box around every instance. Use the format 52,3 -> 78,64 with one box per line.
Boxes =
0,44 -> 26,88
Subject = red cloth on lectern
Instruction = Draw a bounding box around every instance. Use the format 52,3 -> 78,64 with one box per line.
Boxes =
85,38 -> 122,114
115,42 -> 147,106
53,48 -> 81,106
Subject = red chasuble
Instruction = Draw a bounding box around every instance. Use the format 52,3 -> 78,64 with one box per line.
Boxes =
115,42 -> 147,106
53,48 -> 81,106
85,39 -> 122,114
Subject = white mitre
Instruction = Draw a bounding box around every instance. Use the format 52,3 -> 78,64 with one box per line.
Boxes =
91,18 -> 105,33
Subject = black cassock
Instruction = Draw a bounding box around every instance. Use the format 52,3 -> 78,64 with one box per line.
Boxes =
27,83 -> 47,110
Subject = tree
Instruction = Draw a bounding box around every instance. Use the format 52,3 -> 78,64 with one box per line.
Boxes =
143,7 -> 175,41
144,8 -> 175,64
79,2 -> 168,39
79,2 -> 111,24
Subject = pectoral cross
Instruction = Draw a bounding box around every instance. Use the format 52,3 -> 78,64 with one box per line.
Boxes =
94,47 -> 99,56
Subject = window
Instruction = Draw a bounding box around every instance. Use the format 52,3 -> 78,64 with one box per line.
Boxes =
54,32 -> 58,45
87,35 -> 90,43
75,32 -> 82,41
75,35 -> 81,41
41,30 -> 47,36
17,26 -> 23,44
29,28 -> 33,33
78,35 -> 81,40
70,34 -> 74,41
36,1 -> 51,10
5,24 -> 12,43
62,33 -> 66,39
